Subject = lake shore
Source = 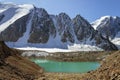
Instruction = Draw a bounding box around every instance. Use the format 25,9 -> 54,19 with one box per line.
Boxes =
21,50 -> 114,62
37,51 -> 120,80
18,50 -> 120,80
38,72 -> 86,80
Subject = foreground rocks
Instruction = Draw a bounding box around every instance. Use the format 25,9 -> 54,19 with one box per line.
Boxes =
0,40 -> 120,80
81,51 -> 120,80
0,41 -> 43,80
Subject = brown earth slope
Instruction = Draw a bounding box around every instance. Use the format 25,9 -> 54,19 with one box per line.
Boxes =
81,51 -> 120,80
0,41 -> 43,80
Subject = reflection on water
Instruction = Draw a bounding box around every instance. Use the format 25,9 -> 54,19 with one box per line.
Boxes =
31,59 -> 100,73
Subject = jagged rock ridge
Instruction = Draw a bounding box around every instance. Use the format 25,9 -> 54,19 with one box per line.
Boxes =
0,3 -> 118,50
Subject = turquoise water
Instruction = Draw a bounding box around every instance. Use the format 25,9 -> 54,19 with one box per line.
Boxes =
31,59 -> 100,73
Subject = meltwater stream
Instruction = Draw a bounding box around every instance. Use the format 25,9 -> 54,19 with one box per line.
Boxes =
31,59 -> 100,73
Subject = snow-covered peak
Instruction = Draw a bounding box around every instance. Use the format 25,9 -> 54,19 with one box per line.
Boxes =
0,3 -> 118,51
91,16 -> 120,49
92,15 -> 120,30
92,15 -> 120,39
0,2 -> 16,7
18,4 -> 34,10
0,3 -> 34,32
100,15 -> 111,19
0,3 -> 34,12
0,2 -> 16,13
91,16 -> 118,30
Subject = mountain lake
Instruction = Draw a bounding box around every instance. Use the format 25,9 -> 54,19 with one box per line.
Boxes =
31,59 -> 100,73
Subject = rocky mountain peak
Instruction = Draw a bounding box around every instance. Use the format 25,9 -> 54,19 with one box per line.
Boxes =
57,12 -> 75,43
92,16 -> 120,39
0,3 -> 118,50
73,14 -> 95,41
73,14 -> 90,26
58,13 -> 71,21
28,7 -> 56,43
34,8 -> 49,17
57,13 -> 72,30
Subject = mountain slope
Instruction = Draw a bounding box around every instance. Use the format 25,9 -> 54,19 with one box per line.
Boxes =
72,15 -> 117,50
92,16 -> 120,49
81,51 -> 120,80
0,3 -> 34,41
0,3 -> 118,51
0,41 -> 43,80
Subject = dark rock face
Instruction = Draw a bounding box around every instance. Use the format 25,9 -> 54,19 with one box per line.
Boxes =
0,41 -> 11,64
0,14 -> 29,42
28,8 -> 56,43
73,15 -> 95,41
0,14 -> 4,22
94,33 -> 118,50
57,13 -> 75,43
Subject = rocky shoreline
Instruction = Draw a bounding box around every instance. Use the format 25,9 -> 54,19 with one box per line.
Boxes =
37,51 -> 120,80
19,50 -> 120,80
21,50 -> 113,62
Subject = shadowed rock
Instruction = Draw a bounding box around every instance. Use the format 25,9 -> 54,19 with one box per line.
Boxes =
0,41 -> 43,80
